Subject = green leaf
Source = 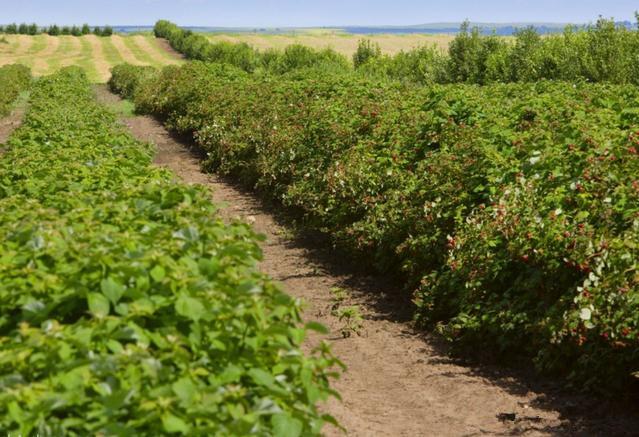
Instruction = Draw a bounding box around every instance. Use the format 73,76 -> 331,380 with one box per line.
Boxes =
305,321 -> 329,334
172,377 -> 198,404
150,265 -> 166,282
162,413 -> 190,434
88,293 -> 110,318
248,368 -> 276,389
271,413 -> 303,437
101,277 -> 124,304
175,294 -> 205,321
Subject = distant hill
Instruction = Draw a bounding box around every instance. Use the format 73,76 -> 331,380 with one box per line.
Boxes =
113,21 -> 636,36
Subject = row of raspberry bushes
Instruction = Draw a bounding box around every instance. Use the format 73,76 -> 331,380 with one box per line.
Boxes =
0,67 -> 339,435
0,64 -> 31,116
112,62 -> 639,392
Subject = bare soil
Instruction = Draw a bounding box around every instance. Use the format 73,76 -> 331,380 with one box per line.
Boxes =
155,38 -> 186,59
0,102 -> 26,146
94,85 -> 639,436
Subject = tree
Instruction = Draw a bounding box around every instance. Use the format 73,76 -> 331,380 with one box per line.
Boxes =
71,25 -> 81,36
81,24 -> 91,35
0,26 -> 5,34
18,23 -> 28,34
353,39 -> 381,68
28,23 -> 39,35
93,26 -> 102,35
101,26 -> 113,37
61,26 -> 71,35
48,25 -> 61,36
5,23 -> 17,34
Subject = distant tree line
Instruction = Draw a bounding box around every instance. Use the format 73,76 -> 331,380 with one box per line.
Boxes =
0,23 -> 113,37
354,16 -> 639,85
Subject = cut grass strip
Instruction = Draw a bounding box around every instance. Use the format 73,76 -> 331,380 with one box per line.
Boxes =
135,35 -> 183,64
110,34 -> 143,65
76,36 -> 100,82
122,35 -> 158,66
83,35 -> 111,83
46,35 -> 74,72
100,36 -> 126,67
31,36 -> 60,76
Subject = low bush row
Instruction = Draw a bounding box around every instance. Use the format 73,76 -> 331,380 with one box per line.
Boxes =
113,61 -> 639,392
0,64 -> 31,116
109,64 -> 158,99
0,67 -> 339,434
153,20 -> 349,74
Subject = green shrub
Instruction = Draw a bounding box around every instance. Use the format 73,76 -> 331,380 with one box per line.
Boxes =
0,67 -> 340,434
358,46 -> 449,85
353,39 -> 381,69
154,20 -> 349,75
113,62 -> 639,392
109,64 -> 158,99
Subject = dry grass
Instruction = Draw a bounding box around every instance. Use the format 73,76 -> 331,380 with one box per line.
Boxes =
207,32 -> 455,56
0,34 -> 184,83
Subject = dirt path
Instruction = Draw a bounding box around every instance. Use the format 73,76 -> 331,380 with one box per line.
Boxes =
155,38 -> 185,60
0,101 -> 26,146
94,85 -> 639,436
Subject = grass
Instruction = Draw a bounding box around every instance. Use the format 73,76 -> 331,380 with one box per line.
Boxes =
206,32 -> 455,56
77,36 -> 100,82
122,36 -> 163,67
104,98 -> 136,117
100,36 -> 126,66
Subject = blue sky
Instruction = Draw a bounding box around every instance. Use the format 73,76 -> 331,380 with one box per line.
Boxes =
2,0 -> 638,26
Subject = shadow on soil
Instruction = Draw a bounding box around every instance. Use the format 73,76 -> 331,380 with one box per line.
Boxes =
170,135 -> 639,436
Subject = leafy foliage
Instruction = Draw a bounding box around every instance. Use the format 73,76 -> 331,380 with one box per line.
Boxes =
153,20 -> 349,74
154,18 -> 639,85
109,64 -> 158,99
114,62 -> 639,392
0,67 -> 340,434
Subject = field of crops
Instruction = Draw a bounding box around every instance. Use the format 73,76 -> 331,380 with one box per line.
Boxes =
1,11 -> 639,433
111,48 -> 639,391
0,34 -> 183,82
206,32 -> 454,56
0,66 -> 338,434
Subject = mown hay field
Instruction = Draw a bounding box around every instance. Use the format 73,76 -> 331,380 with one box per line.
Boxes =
206,32 -> 455,56
0,34 -> 183,82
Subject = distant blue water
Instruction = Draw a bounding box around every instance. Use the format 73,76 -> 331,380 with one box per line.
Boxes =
113,21 -> 634,36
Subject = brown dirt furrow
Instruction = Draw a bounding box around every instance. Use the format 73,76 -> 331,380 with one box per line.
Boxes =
0,103 -> 26,151
155,38 -> 185,60
93,85 -> 639,437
